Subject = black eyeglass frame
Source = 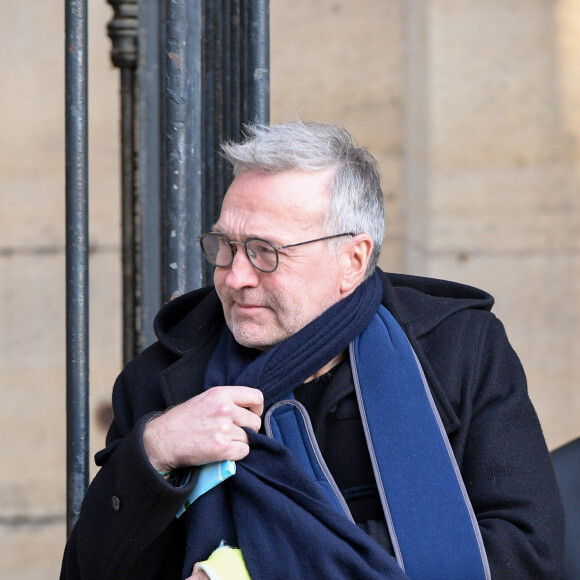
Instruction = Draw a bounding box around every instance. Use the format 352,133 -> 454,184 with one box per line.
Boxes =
197,231 -> 357,273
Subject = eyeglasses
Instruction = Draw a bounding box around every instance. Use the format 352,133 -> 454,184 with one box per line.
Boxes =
198,232 -> 356,273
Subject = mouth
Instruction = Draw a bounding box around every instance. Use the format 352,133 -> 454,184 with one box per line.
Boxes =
233,301 -> 267,313
234,302 -> 266,312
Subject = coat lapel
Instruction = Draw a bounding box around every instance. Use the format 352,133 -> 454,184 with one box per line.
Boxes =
159,349 -> 212,408
156,289 -> 224,408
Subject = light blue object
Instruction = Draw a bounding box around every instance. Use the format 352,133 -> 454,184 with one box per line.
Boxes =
176,460 -> 236,518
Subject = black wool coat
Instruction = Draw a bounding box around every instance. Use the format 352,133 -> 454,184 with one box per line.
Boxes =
61,270 -> 564,579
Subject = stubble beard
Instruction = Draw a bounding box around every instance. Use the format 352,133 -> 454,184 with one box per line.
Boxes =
222,288 -> 307,350
222,282 -> 340,350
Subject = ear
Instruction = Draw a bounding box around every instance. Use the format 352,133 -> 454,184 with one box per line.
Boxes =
339,234 -> 373,294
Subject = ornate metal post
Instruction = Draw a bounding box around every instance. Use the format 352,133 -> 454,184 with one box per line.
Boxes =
107,0 -> 139,363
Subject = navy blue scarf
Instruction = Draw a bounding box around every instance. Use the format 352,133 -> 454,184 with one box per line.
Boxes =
182,272 -> 409,578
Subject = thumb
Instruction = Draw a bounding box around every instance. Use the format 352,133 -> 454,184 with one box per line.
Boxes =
186,563 -> 211,580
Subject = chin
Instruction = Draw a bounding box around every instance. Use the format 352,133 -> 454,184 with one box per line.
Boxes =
230,324 -> 287,351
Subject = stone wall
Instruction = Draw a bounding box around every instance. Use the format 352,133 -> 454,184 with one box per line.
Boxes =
1,1 -> 121,577
404,0 -> 580,445
1,0 -> 578,576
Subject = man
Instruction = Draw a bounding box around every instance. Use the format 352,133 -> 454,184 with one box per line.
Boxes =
61,121 -> 564,579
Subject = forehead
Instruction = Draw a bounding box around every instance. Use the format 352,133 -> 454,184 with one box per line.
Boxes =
216,169 -> 333,238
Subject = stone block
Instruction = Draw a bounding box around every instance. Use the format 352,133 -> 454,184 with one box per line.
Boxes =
429,165 -> 580,253
0,519 -> 65,579
271,0 -> 404,149
429,0 -> 566,168
271,0 -> 406,270
0,0 -> 120,250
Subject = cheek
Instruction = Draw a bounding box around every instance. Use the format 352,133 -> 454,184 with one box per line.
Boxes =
213,267 -> 224,285
213,269 -> 230,296
213,273 -> 223,297
274,282 -> 326,324
213,273 -> 233,316
306,276 -> 342,315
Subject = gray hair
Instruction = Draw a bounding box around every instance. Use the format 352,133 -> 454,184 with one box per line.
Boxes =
221,121 -> 384,276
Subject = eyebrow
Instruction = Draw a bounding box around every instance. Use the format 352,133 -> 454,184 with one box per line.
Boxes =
210,227 -> 282,245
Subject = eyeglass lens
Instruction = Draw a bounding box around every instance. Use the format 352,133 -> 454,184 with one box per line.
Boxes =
200,234 -> 230,266
200,234 -> 279,272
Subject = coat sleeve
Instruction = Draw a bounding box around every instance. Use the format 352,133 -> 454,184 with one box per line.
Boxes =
60,370 -> 197,580
457,314 -> 565,579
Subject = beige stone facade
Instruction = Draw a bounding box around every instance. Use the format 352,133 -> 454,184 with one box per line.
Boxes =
1,1 -> 579,576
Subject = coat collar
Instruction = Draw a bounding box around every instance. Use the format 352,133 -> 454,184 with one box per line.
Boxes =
381,271 -> 494,337
154,286 -> 224,356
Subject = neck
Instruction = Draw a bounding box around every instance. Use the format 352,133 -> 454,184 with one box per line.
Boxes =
304,350 -> 347,382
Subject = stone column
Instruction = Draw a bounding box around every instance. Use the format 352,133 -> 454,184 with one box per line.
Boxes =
404,0 -> 580,448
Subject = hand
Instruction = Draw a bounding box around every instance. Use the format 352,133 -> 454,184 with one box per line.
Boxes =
186,563 -> 210,580
143,386 -> 264,473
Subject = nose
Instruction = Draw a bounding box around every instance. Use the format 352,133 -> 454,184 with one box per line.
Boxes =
222,245 -> 260,290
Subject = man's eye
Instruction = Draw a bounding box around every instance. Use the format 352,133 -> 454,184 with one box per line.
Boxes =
250,241 -> 276,255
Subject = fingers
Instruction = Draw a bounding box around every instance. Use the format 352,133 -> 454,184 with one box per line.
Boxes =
206,385 -> 263,433
231,403 -> 262,433
143,385 -> 264,471
224,385 -> 265,418
220,438 -> 252,462
187,563 -> 210,580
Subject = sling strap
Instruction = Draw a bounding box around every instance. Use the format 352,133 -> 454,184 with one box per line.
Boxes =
266,305 -> 491,580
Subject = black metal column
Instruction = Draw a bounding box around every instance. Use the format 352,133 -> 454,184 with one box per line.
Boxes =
161,0 -> 270,302
111,0 -> 270,350
199,0 -> 270,281
246,0 -> 270,123
107,0 -> 139,364
65,0 -> 89,536
162,0 -> 204,301
65,0 -> 269,534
